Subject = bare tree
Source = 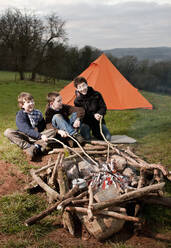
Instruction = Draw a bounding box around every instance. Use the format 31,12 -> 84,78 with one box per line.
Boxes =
0,8 -> 43,79
0,8 -> 66,80
31,13 -> 67,81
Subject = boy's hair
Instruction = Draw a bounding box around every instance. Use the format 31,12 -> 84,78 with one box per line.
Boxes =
74,77 -> 88,88
18,92 -> 34,108
47,91 -> 60,104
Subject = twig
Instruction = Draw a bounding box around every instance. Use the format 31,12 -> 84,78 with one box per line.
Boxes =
67,134 -> 99,167
47,137 -> 88,164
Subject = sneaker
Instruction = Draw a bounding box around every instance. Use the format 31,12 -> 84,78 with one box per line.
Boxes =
24,145 -> 38,161
35,144 -> 46,154
66,138 -> 74,148
73,133 -> 85,145
35,141 -> 47,153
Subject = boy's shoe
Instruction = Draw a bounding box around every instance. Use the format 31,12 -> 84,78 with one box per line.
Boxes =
24,145 -> 38,161
35,141 -> 47,153
66,138 -> 74,148
73,133 -> 85,145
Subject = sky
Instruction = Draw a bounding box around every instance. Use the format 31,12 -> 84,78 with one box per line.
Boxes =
0,0 -> 171,50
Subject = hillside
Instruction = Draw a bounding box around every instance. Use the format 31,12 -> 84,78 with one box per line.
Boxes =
104,46 -> 171,61
0,74 -> 171,248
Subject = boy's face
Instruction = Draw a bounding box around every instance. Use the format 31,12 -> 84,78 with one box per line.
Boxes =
51,95 -> 63,110
77,82 -> 88,95
22,99 -> 35,113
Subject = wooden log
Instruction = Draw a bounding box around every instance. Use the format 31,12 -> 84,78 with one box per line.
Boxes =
72,198 -> 89,205
48,153 -> 61,188
89,141 -> 170,182
57,154 -> 68,195
24,185 -> 79,226
124,147 -> 169,178
25,201 -> 61,226
153,169 -> 164,196
34,158 -> 55,174
140,196 -> 171,208
87,185 -> 94,221
92,182 -> 165,211
64,150 -> 117,161
57,153 -> 75,235
134,168 -> 146,216
63,184 -> 79,199
65,206 -> 140,222
57,190 -> 88,210
50,145 -> 106,154
30,169 -> 61,201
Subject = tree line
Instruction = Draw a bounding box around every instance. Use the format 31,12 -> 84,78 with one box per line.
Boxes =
0,8 -> 171,94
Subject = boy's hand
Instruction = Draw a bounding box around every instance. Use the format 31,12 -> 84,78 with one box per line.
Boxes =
94,113 -> 102,121
58,130 -> 68,137
73,118 -> 80,128
41,134 -> 48,142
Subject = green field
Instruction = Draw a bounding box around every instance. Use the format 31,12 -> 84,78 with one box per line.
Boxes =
0,71 -> 170,248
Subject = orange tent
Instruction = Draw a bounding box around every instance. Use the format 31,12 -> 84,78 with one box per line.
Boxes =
60,53 -> 152,110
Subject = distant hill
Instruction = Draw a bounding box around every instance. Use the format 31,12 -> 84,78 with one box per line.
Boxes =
103,47 -> 171,62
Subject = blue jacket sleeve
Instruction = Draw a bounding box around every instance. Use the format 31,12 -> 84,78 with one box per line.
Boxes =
16,110 -> 41,139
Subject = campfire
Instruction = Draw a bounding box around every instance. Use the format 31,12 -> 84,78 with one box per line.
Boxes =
24,132 -> 171,241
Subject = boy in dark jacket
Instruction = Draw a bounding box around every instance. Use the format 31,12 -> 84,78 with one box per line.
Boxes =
45,91 -> 85,146
74,77 -> 111,141
4,92 -> 56,160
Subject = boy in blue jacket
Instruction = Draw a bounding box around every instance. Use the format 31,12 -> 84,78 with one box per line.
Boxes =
4,92 -> 56,160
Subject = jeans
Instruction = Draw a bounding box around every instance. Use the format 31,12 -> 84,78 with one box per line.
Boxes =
80,122 -> 111,141
52,112 -> 77,136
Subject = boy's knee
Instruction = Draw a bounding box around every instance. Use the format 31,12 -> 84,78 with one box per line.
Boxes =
106,134 -> 111,141
52,114 -> 63,121
4,128 -> 14,138
81,123 -> 90,130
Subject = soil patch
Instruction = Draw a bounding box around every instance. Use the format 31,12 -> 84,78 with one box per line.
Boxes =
0,160 -> 28,196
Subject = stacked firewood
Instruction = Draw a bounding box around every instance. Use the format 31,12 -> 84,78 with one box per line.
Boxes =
25,138 -> 171,240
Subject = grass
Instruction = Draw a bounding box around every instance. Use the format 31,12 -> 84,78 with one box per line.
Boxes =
0,193 -> 60,247
0,71 -> 171,247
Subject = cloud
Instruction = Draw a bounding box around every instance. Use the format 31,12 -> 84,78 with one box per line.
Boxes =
0,0 -> 171,49
62,1 -> 171,49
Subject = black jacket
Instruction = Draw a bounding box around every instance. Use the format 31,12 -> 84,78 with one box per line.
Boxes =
74,86 -> 106,125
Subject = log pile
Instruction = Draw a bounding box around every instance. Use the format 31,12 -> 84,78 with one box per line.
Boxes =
25,137 -> 171,241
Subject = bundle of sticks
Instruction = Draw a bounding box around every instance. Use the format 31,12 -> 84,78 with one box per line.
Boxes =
24,139 -> 171,239
24,118 -> 171,239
